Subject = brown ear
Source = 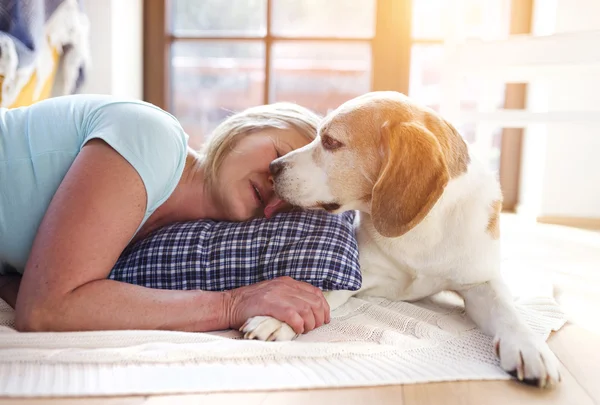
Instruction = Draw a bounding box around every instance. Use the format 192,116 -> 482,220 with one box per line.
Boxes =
371,122 -> 449,238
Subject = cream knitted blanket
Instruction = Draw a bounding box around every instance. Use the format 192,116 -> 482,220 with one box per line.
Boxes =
0,292 -> 566,397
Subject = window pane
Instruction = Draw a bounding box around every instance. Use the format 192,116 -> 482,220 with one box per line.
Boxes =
409,45 -> 506,120
412,0 -> 512,40
272,42 -> 371,116
412,0 -> 446,39
171,0 -> 266,36
408,45 -> 444,111
272,0 -> 375,38
409,44 -> 505,172
170,41 -> 265,149
462,0 -> 512,39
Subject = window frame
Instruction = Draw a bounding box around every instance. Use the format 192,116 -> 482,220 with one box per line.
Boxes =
144,0 -> 424,110
143,0 -> 531,210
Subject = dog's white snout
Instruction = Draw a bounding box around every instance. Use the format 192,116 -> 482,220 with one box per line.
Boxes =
269,143 -> 336,209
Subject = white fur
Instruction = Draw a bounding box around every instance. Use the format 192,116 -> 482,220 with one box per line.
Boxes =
240,94 -> 561,388
274,142 -> 337,208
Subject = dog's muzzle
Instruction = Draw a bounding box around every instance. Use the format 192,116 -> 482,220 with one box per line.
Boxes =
269,159 -> 286,177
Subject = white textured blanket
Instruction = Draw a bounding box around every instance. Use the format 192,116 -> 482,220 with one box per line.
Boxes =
0,292 -> 566,397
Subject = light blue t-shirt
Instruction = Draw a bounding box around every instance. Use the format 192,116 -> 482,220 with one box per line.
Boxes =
0,94 -> 189,273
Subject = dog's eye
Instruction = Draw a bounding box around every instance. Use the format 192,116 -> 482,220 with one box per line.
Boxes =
322,135 -> 343,151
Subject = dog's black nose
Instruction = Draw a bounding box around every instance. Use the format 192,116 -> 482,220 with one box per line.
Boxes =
269,160 -> 286,177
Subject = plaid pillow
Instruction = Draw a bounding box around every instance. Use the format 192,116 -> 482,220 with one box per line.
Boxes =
109,210 -> 361,292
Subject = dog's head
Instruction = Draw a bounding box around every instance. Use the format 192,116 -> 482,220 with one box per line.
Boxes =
270,91 -> 470,238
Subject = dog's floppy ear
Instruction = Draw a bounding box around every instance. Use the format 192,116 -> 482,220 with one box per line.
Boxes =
371,121 -> 449,238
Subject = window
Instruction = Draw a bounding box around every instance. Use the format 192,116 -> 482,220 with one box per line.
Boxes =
145,0 -> 411,150
406,0 -> 532,210
408,0 -> 512,171
144,0 -> 529,207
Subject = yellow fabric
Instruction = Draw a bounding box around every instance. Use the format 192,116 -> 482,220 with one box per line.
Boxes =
0,46 -> 60,108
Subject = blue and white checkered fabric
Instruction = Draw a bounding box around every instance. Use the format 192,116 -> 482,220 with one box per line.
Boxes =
109,210 -> 361,292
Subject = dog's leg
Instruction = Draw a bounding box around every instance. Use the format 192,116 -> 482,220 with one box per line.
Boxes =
458,278 -> 561,388
240,315 -> 298,341
240,271 -> 384,341
240,289 -> 358,341
323,289 -> 358,311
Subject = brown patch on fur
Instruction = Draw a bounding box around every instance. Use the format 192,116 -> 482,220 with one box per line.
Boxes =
487,200 -> 502,239
372,122 -> 449,238
324,109 -> 387,205
318,202 -> 341,211
424,114 -> 470,178
312,93 -> 468,236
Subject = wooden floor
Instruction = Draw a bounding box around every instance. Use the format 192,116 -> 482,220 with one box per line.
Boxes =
1,216 -> 599,405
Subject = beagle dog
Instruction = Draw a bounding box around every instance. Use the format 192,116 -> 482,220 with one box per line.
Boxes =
240,91 -> 561,388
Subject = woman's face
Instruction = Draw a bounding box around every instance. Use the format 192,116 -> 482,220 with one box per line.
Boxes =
212,127 -> 311,221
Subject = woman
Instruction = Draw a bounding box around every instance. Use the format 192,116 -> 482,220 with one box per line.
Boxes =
0,94 -> 329,334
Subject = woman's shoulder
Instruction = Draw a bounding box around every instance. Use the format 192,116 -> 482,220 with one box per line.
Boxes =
78,95 -> 190,213
12,94 -> 180,132
36,94 -> 180,125
82,95 -> 185,139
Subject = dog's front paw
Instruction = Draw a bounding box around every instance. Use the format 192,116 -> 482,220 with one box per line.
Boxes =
240,316 -> 298,341
494,333 -> 561,388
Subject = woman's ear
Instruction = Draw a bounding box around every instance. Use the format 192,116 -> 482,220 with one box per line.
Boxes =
371,121 -> 449,238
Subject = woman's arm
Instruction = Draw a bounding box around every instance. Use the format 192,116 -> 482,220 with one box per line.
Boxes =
15,139 -> 328,333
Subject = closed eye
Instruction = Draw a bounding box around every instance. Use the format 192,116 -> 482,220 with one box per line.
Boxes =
321,134 -> 343,150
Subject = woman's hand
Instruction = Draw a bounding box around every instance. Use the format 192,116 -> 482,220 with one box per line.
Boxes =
225,276 -> 330,334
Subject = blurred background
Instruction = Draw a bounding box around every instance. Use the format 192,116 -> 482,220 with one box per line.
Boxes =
2,0 -> 599,229
160,0 -> 508,154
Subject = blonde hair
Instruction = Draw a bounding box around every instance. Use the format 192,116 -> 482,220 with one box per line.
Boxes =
199,102 -> 321,185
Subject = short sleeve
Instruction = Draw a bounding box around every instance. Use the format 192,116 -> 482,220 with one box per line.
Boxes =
82,101 -> 188,214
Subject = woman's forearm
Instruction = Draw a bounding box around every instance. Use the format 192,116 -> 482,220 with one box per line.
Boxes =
15,279 -> 230,333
